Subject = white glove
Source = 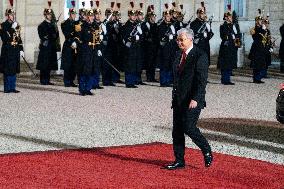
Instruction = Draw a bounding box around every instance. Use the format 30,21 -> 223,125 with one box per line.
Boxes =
206,23 -> 211,31
102,24 -> 107,34
71,42 -> 77,49
135,35 -> 140,41
269,48 -> 273,53
100,34 -> 104,40
169,34 -> 174,40
137,25 -> 143,35
126,42 -> 132,48
203,32 -> 208,38
170,25 -> 176,35
232,34 -> 236,40
262,24 -> 266,30
12,22 -> 18,29
20,51 -> 24,58
97,50 -> 102,57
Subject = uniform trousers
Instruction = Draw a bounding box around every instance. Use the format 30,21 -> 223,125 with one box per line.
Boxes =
3,74 -> 16,92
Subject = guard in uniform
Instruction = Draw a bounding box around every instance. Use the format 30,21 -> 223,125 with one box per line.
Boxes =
142,5 -> 159,82
248,10 -> 268,84
61,5 -> 77,87
136,3 -> 147,85
101,2 -> 116,87
190,4 -> 214,65
76,9 -> 97,95
122,2 -> 144,88
158,4 -> 177,87
0,7 -> 24,93
37,6 -> 59,85
280,24 -> 284,72
112,4 -> 124,84
217,8 -> 239,85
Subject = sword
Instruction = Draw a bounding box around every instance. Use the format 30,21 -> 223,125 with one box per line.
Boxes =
21,56 -> 38,77
102,56 -> 120,75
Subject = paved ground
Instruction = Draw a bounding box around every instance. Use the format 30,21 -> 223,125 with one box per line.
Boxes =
0,73 -> 283,165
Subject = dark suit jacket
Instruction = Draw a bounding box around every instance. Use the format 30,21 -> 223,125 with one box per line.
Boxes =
172,46 -> 208,109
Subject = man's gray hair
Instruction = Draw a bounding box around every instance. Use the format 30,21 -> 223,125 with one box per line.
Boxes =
177,28 -> 194,39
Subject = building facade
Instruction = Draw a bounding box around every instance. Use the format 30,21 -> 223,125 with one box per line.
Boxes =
1,0 -> 284,64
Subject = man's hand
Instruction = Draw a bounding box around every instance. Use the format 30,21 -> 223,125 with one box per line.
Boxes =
189,100 -> 198,109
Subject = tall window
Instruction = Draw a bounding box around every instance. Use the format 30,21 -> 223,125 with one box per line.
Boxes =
224,0 -> 246,18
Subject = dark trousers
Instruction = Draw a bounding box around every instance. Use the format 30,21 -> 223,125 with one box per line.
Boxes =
3,74 -> 16,92
160,69 -> 172,86
90,71 -> 100,88
79,75 -> 92,94
221,69 -> 232,83
137,71 -> 142,84
253,69 -> 265,81
63,69 -> 76,86
173,106 -> 211,163
40,70 -> 51,85
125,72 -> 137,86
102,64 -> 113,86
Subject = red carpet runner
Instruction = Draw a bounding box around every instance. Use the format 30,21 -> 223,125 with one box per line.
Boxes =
0,143 -> 283,188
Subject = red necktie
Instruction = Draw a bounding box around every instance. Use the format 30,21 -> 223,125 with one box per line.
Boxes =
178,51 -> 187,73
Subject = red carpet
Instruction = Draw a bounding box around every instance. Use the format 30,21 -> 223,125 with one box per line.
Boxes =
0,143 -> 283,188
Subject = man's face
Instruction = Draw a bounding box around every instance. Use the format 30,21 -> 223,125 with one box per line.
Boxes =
150,15 -> 156,23
70,13 -> 76,20
173,12 -> 178,19
177,33 -> 192,51
95,13 -> 101,21
129,14 -> 137,21
137,14 -> 144,21
226,15 -> 233,23
198,12 -> 206,20
165,14 -> 172,22
88,15 -> 95,23
46,14 -> 52,21
8,14 -> 14,21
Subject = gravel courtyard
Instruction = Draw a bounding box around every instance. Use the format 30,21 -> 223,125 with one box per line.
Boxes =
0,74 -> 283,165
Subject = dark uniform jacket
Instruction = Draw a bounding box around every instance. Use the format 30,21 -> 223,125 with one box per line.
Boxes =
141,21 -> 159,67
121,20 -> 143,73
172,46 -> 208,109
190,18 -> 214,64
279,24 -> 284,62
61,18 -> 76,71
248,25 -> 269,70
158,20 -> 178,70
75,21 -> 96,75
36,20 -> 59,71
0,20 -> 23,75
217,21 -> 238,70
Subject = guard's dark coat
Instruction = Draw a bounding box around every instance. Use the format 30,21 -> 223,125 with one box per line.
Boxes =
61,18 -> 77,72
217,21 -> 238,70
280,24 -> 284,62
190,18 -> 214,64
36,20 -> 59,71
248,25 -> 269,70
158,21 -> 178,70
0,20 -> 23,75
121,20 -> 143,73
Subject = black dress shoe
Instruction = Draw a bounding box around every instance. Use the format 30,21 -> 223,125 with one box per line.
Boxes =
85,91 -> 94,95
48,82 -> 55,85
138,82 -> 147,85
96,86 -> 104,89
253,80 -> 265,84
204,152 -> 213,167
116,80 -> 125,84
11,89 -> 20,93
71,83 -> 78,87
126,85 -> 138,88
79,92 -> 86,96
164,162 -> 185,170
4,90 -> 11,93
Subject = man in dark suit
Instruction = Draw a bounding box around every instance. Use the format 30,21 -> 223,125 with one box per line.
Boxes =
164,28 -> 213,170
